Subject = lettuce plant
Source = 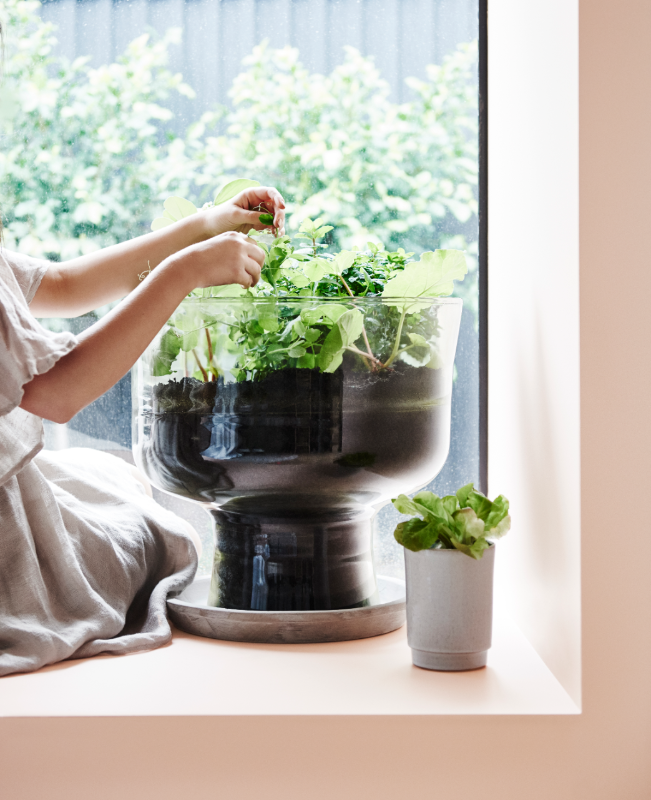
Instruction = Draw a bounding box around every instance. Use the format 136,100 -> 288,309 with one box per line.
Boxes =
392,484 -> 511,560
150,182 -> 468,383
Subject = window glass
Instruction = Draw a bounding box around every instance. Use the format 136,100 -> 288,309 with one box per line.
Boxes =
1,0 -> 480,577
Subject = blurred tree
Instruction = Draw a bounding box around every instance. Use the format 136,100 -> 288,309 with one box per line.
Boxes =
0,0 -> 478,309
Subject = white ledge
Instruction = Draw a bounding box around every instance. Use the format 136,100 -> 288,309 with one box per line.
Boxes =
0,614 -> 578,716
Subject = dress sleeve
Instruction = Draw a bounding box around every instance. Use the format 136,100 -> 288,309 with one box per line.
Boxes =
2,249 -> 51,304
0,252 -> 77,417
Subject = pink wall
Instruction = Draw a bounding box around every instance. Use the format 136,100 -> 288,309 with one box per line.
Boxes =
2,1 -> 651,797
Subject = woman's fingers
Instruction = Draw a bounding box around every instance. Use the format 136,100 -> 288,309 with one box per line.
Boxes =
233,208 -> 274,232
245,238 -> 265,266
233,186 -> 286,230
245,256 -> 262,286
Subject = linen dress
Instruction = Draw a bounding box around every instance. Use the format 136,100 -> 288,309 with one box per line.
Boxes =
0,249 -> 198,677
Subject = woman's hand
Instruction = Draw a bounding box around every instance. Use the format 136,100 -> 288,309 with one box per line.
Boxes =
174,231 -> 264,291
202,186 -> 286,238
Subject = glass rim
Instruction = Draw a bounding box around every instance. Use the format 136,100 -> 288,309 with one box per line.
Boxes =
182,295 -> 463,305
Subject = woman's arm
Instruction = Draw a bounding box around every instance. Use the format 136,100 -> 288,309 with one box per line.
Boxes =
20,232 -> 264,424
29,187 -> 285,318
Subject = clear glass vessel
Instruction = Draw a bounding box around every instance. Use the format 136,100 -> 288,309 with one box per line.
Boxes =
133,296 -> 462,613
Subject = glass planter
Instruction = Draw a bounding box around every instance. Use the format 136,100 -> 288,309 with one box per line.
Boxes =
133,296 -> 462,614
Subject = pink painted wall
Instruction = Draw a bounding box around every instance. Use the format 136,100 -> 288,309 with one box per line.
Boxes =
2,1 -> 651,797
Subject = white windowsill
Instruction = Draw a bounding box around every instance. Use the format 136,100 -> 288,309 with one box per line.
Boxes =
0,613 -> 578,717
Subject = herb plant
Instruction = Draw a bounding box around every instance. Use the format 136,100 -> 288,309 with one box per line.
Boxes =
149,183 -> 468,383
392,483 -> 511,560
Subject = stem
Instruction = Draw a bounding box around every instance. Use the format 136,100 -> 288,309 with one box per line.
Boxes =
339,275 -> 377,370
204,328 -> 220,380
205,328 -> 214,362
383,307 -> 408,369
345,345 -> 382,367
192,348 -> 209,382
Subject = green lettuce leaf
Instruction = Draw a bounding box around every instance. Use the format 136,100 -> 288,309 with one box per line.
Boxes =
394,518 -> 440,552
392,483 -> 511,559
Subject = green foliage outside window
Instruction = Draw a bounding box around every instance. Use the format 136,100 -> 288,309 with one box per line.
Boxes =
0,0 -> 479,313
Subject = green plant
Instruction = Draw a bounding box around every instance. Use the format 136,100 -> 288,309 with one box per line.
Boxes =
149,184 -> 468,382
391,483 -> 511,559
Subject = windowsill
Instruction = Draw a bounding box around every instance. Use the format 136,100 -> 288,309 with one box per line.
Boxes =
0,613 -> 578,717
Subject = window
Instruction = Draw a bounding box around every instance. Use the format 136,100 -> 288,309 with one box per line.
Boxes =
1,0 -> 482,577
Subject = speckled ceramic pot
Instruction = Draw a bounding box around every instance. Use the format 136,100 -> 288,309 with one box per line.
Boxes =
405,544 -> 495,670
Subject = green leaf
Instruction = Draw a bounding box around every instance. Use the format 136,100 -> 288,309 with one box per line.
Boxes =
411,491 -> 452,522
391,494 -> 423,517
394,518 -> 440,552
485,495 -> 510,530
259,213 -> 274,225
288,345 -> 307,358
280,268 -> 311,288
301,258 -> 332,282
163,196 -> 198,221
151,216 -> 174,231
453,508 -> 486,542
336,307 -> 364,347
382,249 -> 468,308
296,353 -> 316,369
464,489 -> 494,521
331,250 -> 356,276
152,328 -> 182,376
456,482 -> 475,507
317,308 -> 364,371
304,327 -> 321,343
259,313 -> 280,332
209,285 -> 247,298
487,514 -> 511,540
214,178 -> 260,205
180,329 -> 199,352
407,333 -> 428,347
301,303 -> 349,325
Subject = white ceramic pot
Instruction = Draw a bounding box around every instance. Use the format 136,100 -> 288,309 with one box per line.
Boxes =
404,544 -> 495,671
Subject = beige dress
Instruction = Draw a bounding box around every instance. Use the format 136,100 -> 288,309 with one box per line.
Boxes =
0,249 -> 197,677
